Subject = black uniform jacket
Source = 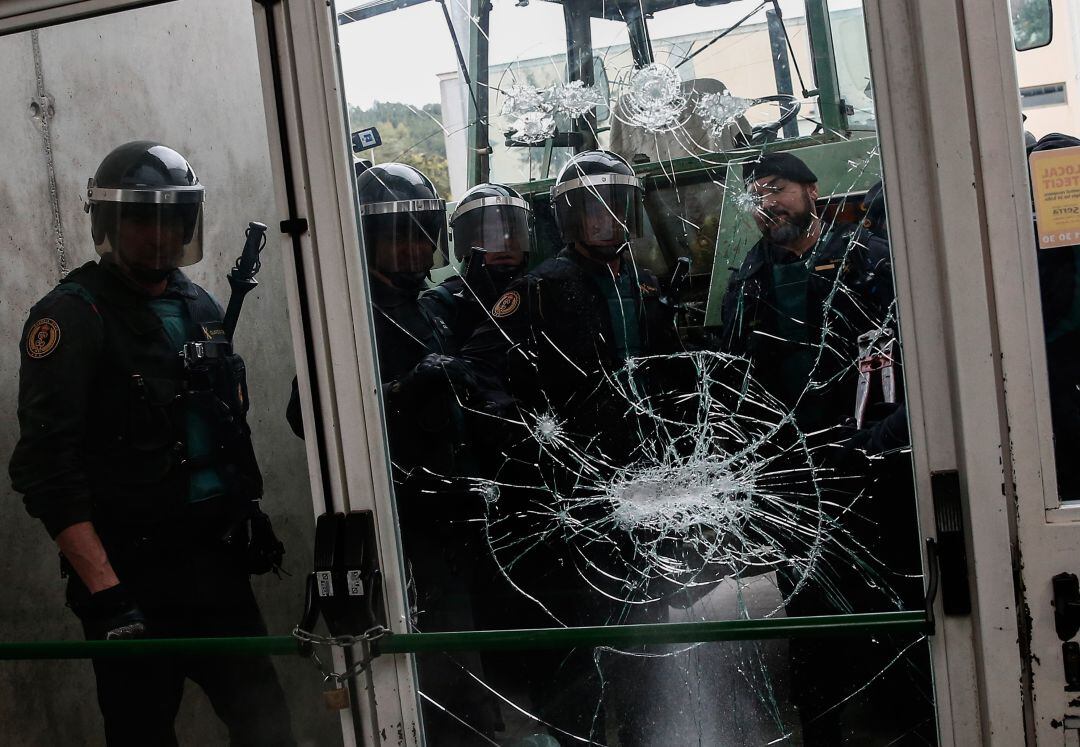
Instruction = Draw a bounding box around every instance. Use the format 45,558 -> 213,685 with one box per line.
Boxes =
717,224 -> 894,427
421,275 -> 492,351
462,247 -> 677,408
369,278 -> 468,480
9,259 -> 253,541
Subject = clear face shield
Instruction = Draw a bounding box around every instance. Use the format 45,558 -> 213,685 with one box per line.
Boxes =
450,197 -> 532,267
360,199 -> 448,276
87,180 -> 205,270
551,173 -> 644,248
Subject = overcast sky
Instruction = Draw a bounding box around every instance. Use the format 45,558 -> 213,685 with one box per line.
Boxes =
334,0 -> 864,109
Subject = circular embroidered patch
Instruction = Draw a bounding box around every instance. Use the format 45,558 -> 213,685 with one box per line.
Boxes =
26,318 -> 61,359
492,290 -> 521,318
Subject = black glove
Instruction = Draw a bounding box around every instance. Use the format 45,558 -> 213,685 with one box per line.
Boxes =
389,354 -> 478,400
75,584 -> 148,640
247,508 -> 286,576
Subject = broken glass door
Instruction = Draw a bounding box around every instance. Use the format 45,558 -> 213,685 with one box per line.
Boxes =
329,0 -> 937,743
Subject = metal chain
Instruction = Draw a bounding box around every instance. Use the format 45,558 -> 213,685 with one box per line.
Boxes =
292,625 -> 390,684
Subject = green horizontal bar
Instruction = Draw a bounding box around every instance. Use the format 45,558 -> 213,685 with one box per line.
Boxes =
0,611 -> 930,661
373,611 -> 930,655
0,636 -> 300,661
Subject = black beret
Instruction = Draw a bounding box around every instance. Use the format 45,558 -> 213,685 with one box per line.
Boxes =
742,152 -> 818,185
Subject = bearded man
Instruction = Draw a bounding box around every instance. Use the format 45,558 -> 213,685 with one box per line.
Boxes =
717,152 -> 894,429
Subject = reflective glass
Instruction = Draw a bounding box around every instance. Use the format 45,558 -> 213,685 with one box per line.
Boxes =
332,0 -> 935,744
1011,2 -> 1080,504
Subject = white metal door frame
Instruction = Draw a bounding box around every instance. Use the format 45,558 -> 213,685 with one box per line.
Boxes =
248,1 -> 423,744
857,0 -> 1030,743
946,0 -> 1080,741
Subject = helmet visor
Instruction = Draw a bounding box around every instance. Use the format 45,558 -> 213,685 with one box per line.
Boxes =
362,209 -> 448,273
92,200 -> 204,269
451,200 -> 532,263
553,179 -> 643,245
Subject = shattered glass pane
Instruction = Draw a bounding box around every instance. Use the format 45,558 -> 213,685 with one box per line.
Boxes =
550,80 -> 608,118
334,0 -> 937,743
696,90 -> 756,138
615,63 -> 689,132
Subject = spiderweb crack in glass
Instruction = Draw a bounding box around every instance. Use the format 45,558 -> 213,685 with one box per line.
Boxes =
501,83 -> 549,118
510,110 -> 557,144
549,80 -> 607,118
468,349 -> 893,616
501,82 -> 556,143
531,411 -> 566,444
500,81 -> 605,143
734,188 -> 764,217
615,63 -> 688,133
695,90 -> 754,137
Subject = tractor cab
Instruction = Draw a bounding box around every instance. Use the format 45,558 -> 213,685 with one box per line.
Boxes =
340,0 -> 883,327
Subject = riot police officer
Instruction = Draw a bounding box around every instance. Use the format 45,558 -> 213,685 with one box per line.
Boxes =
423,182 -> 532,347
463,150 -> 678,422
351,162 -> 477,473
9,141 -> 294,746
460,150 -> 681,745
351,161 -> 494,744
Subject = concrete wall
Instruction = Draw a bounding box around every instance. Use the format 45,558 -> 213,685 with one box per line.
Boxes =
0,1 -> 339,744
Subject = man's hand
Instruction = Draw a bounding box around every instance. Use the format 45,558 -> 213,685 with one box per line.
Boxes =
55,522 -> 120,593
388,354 -> 478,400
247,508 -> 286,576
75,584 -> 148,640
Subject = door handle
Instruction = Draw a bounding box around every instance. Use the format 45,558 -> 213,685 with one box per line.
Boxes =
1053,572 -> 1080,641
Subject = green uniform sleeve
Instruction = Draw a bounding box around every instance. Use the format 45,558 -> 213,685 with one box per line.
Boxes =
9,289 -> 105,537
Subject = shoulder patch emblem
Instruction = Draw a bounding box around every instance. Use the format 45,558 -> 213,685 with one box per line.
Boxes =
492,290 -> 521,318
26,318 -> 61,359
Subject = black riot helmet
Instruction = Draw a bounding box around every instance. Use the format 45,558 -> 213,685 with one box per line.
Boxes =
450,183 -> 532,262
550,150 -> 643,257
356,162 -> 448,288
86,141 -> 205,273
450,183 -> 532,293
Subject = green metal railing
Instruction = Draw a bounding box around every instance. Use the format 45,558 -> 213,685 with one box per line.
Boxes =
0,636 -> 299,660
0,610 -> 929,661
373,611 -> 929,655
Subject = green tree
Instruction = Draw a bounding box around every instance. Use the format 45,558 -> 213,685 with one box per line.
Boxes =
349,101 -> 452,199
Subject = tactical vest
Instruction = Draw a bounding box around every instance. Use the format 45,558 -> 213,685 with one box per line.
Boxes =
526,250 -> 664,377
719,227 -> 895,426
62,262 -> 262,537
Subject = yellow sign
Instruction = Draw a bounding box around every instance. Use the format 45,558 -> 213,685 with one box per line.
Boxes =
1030,146 -> 1080,248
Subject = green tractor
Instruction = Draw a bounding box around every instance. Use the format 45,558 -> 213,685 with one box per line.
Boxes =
342,0 -> 892,328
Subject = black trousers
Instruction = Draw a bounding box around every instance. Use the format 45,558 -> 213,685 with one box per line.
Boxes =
68,543 -> 295,747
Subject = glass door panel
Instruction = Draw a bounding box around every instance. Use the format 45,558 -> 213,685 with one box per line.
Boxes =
332,0 -> 936,743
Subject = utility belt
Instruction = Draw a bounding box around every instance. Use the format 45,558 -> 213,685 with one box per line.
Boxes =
98,498 -> 245,555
